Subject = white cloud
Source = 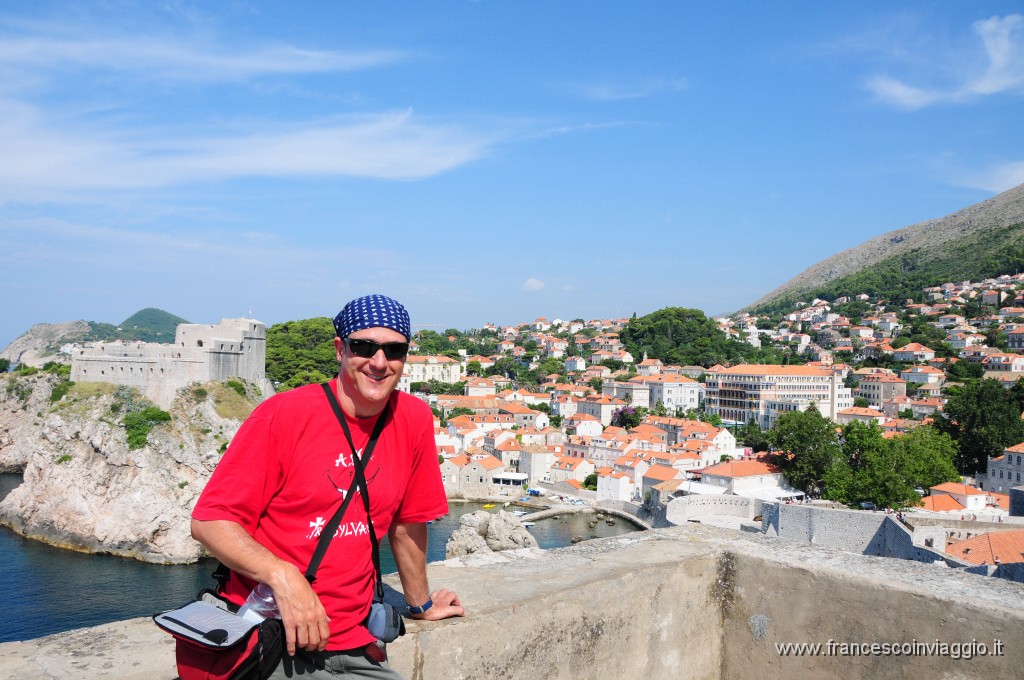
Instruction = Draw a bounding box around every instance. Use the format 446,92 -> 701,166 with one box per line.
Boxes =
0,103 -> 498,201
867,14 -> 1024,109
522,278 -> 545,293
0,35 -> 405,86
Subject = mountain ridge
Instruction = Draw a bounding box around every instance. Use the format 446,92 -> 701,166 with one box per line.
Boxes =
742,183 -> 1024,312
0,308 -> 189,367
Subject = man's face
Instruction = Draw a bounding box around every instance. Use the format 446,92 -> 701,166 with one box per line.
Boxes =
335,326 -> 407,417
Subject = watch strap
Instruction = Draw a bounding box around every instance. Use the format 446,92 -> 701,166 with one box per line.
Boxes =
406,598 -> 433,615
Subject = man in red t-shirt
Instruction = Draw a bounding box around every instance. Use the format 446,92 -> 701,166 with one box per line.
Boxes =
192,294 -> 464,678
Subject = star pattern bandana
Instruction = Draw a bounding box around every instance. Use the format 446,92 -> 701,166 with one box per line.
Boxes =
333,294 -> 411,340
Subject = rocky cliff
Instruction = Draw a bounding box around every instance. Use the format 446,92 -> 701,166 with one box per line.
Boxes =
0,321 -> 88,368
0,374 -> 251,563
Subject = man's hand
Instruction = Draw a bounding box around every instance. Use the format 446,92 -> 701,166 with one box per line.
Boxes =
266,564 -> 332,655
409,588 -> 465,621
190,519 -> 332,655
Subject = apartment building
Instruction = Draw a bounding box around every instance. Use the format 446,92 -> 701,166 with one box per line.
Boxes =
704,364 -> 853,429
856,373 -> 906,409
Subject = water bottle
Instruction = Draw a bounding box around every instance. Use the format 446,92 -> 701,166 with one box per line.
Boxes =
238,583 -> 280,623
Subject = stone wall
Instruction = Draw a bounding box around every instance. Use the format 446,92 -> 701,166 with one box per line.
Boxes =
4,525 -> 1023,679
761,503 -> 971,568
666,494 -> 760,526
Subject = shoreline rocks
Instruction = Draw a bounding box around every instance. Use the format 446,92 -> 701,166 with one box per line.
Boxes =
445,509 -> 538,559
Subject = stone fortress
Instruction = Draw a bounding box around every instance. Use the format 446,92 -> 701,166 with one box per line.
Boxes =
69,318 -> 274,408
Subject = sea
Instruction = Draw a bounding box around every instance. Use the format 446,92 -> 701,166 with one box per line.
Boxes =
0,473 -> 638,643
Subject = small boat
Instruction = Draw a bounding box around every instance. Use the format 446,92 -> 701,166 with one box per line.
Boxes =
482,503 -> 496,509
522,522 -> 536,528
512,510 -> 527,517
606,518 -> 616,526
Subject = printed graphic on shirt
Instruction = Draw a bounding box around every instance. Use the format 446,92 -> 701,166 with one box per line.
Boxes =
305,446 -> 382,541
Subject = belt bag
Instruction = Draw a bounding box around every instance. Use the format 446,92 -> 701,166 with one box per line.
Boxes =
154,590 -> 284,680
367,600 -> 405,643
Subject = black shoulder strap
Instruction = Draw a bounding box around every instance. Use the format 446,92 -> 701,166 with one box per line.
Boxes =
308,382 -> 389,589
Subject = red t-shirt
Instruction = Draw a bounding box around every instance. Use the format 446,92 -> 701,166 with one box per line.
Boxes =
192,382 -> 448,650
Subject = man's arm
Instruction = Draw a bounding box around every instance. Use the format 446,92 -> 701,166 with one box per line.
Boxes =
388,522 -> 464,621
190,518 -> 331,655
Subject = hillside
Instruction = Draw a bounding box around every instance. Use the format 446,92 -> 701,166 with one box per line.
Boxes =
0,308 -> 189,366
744,182 -> 1024,313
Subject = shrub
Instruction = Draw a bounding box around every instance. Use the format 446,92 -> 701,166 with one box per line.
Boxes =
56,454 -> 72,464
191,386 -> 209,401
123,407 -> 172,450
6,378 -> 32,402
42,362 -> 71,378
224,379 -> 247,397
50,380 -> 75,403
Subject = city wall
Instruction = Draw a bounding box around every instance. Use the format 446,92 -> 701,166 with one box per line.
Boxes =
4,525 -> 1023,679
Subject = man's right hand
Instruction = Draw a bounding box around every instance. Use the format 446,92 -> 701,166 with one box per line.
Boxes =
191,519 -> 333,655
266,564 -> 332,655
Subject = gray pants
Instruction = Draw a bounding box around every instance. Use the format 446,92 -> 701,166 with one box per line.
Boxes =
269,645 -> 403,679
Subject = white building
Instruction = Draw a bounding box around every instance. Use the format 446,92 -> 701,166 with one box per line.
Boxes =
704,364 -> 853,429
399,355 -> 463,391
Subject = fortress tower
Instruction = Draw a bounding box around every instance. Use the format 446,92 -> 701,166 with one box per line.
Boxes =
69,318 -> 273,409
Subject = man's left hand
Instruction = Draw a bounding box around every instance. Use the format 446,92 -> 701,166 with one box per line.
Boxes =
410,588 -> 464,621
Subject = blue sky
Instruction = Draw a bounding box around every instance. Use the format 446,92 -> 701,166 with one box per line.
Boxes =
2,1 -> 1023,347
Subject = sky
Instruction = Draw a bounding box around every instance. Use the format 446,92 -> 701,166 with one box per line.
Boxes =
1,1 -> 1023,347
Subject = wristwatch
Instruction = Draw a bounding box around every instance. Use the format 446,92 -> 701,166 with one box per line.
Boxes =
406,598 -> 433,615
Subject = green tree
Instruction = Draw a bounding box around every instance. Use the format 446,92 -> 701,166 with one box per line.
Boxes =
0,358 -> 9,373
766,408 -> 842,495
738,419 -> 770,452
587,377 -> 603,393
935,378 -> 1024,474
946,360 -> 984,382
583,473 -> 598,491
853,397 -> 870,408
265,317 -> 338,388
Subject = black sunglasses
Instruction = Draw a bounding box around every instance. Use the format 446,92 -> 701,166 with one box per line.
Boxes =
344,337 -> 410,360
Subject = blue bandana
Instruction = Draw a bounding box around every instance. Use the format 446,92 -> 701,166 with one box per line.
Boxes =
333,294 -> 411,341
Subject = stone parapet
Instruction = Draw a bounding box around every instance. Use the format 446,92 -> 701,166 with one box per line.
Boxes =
2,525 -> 1023,679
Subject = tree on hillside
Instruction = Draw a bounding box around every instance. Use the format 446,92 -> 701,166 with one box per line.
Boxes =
619,307 -> 761,367
934,378 -> 1024,474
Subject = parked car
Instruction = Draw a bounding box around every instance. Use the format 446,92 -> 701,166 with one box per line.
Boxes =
859,501 -> 876,510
